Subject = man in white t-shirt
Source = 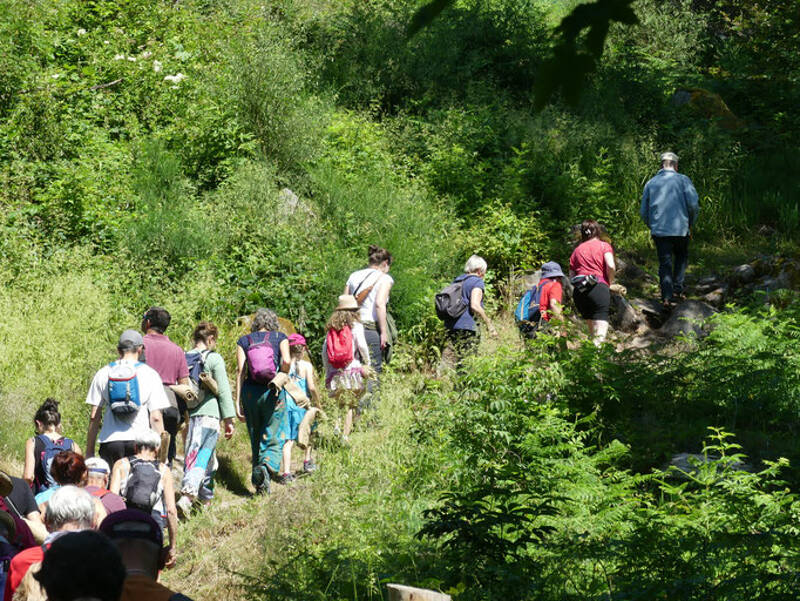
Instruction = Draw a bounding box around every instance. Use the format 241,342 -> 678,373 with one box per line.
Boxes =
344,246 -> 394,375
85,330 -> 168,468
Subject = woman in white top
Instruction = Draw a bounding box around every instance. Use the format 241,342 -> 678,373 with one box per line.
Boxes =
344,245 -> 394,375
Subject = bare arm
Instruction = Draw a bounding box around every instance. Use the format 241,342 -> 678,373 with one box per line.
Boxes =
549,299 -> 563,320
303,363 -> 321,406
109,459 -> 127,494
86,406 -> 103,459
92,498 -> 107,529
604,252 -> 616,285
470,287 -> 497,337
23,438 -> 36,485
71,441 -> 82,456
279,339 -> 291,373
375,279 -> 393,349
149,409 -> 164,434
236,345 -> 246,421
161,466 -> 178,568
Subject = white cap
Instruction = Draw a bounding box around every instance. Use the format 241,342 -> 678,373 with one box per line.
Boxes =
85,457 -> 110,475
660,151 -> 679,163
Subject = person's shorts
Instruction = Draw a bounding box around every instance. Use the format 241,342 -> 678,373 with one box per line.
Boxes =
573,282 -> 610,321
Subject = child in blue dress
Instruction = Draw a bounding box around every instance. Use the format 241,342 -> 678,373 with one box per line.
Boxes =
279,334 -> 320,483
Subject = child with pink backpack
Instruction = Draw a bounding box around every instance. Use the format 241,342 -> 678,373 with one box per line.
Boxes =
322,295 -> 373,442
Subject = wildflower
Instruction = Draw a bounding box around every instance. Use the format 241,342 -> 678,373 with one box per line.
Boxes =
126,56 -> 136,62
77,28 -> 87,36
163,73 -> 186,83
51,74 -> 60,79
141,50 -> 152,59
153,60 -> 162,73
113,54 -> 125,61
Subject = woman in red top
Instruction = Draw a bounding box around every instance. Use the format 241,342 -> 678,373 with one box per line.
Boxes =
569,220 -> 616,344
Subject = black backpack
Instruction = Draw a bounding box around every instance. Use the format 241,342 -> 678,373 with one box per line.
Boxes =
434,276 -> 476,321
124,458 -> 161,513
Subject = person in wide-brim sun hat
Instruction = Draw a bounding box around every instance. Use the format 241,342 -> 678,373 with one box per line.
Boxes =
322,295 -> 372,441
335,294 -> 359,312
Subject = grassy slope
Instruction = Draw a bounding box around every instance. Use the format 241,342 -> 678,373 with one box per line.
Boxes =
157,321 -> 520,599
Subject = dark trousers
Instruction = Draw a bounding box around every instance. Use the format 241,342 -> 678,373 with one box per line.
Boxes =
162,407 -> 182,465
653,235 -> 690,302
98,440 -> 137,468
441,329 -> 479,372
362,326 -> 383,407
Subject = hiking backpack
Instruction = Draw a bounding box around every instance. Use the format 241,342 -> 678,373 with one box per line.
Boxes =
34,434 -> 74,493
108,361 -> 143,416
434,276 -> 476,321
124,458 -> 161,513
246,334 -> 277,384
326,326 -> 354,369
514,280 -> 548,323
185,350 -> 211,408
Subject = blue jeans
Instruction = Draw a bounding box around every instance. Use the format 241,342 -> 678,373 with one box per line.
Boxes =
653,235 -> 690,301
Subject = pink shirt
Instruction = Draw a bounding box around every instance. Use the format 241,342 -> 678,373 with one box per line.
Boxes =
142,333 -> 188,385
569,238 -> 614,285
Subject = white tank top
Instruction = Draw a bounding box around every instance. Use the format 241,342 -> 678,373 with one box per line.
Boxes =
346,268 -> 394,323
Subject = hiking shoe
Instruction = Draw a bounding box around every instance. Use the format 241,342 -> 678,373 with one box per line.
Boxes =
278,472 -> 296,485
176,495 -> 193,520
252,465 -> 270,495
303,459 -> 317,474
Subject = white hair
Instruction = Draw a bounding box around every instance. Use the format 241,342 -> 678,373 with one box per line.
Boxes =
134,429 -> 161,451
45,486 -> 95,531
464,255 -> 488,274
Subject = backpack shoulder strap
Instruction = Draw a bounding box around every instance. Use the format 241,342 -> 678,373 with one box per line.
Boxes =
353,269 -> 382,297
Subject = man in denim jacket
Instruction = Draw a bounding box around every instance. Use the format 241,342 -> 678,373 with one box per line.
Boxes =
640,152 -> 699,305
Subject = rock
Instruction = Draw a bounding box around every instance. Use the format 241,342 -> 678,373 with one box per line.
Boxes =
610,293 -> 644,333
755,275 -> 786,292
276,188 -> 315,219
729,264 -> 756,287
630,298 -> 668,329
658,300 -> 716,338
622,333 -> 658,350
778,259 -> 800,289
666,452 -> 752,479
697,275 -> 721,287
702,287 -> 726,306
751,255 -> 776,278
671,87 -> 746,131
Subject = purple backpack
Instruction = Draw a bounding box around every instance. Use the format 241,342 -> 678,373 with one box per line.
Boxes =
246,334 -> 277,383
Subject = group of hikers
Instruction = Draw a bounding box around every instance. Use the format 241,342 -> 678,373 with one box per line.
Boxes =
0,152 -> 697,601
438,151 -> 699,353
0,245 -> 397,601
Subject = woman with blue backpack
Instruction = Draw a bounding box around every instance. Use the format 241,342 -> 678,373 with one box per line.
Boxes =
235,308 -> 291,495
176,322 -> 236,518
23,399 -> 81,495
514,262 -> 565,339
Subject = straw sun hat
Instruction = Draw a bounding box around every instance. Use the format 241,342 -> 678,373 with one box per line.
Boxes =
335,294 -> 359,311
